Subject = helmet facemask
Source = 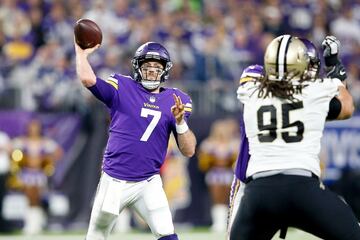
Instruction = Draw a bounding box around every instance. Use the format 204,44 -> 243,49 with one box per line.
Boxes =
299,38 -> 321,79
131,42 -> 173,91
308,59 -> 320,78
138,61 -> 165,90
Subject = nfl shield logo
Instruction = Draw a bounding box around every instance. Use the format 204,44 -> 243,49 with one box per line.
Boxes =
149,96 -> 156,103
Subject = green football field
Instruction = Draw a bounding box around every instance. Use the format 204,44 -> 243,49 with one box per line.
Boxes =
0,228 -> 322,240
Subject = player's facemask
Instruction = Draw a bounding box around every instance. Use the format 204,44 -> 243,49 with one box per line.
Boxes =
132,42 -> 173,91
139,66 -> 164,90
308,60 -> 320,78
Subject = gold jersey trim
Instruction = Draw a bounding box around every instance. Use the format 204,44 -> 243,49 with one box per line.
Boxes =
105,80 -> 118,90
239,77 -> 254,85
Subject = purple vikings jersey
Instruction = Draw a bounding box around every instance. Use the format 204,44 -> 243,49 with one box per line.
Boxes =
88,74 -> 192,181
235,115 -> 250,182
235,65 -> 263,182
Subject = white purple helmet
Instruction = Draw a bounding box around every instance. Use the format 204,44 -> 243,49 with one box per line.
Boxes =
299,38 -> 321,78
241,64 -> 264,79
131,42 -> 173,90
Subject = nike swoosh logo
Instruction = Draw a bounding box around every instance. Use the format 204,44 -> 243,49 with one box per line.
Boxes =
340,70 -> 346,75
147,176 -> 156,182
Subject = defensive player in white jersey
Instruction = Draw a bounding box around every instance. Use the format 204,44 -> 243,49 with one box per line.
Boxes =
227,37 -> 350,240
229,35 -> 360,240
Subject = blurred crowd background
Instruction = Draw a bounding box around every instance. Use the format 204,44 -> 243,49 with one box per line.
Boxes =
0,0 -> 360,235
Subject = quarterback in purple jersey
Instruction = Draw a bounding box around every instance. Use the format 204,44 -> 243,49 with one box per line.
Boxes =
75,40 -> 196,240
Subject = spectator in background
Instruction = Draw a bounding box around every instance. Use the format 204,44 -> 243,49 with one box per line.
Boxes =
82,0 -> 118,47
43,1 -> 73,53
1,0 -> 360,113
261,0 -> 286,36
198,118 -> 239,232
0,131 -> 11,232
12,118 -> 63,235
28,5 -> 46,50
330,6 -> 360,57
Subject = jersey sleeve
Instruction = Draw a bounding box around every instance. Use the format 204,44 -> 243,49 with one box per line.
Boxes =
320,78 -> 343,98
171,89 -> 193,138
181,94 -> 192,122
307,78 -> 343,105
87,74 -> 120,108
237,65 -> 263,103
177,89 -> 193,122
237,79 -> 258,104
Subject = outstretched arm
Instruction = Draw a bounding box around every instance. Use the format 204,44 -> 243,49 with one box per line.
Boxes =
74,39 -> 100,87
335,86 -> 354,120
322,36 -> 354,120
171,94 -> 197,157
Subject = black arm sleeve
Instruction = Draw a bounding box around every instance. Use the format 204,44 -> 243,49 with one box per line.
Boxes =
327,97 -> 342,120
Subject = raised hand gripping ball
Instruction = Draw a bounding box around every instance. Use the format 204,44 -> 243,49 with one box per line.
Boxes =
74,19 -> 102,49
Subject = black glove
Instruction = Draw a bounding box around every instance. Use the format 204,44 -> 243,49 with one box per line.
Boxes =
326,62 -> 347,81
322,36 -> 347,81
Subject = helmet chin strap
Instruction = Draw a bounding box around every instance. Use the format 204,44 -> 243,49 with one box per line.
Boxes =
141,80 -> 161,90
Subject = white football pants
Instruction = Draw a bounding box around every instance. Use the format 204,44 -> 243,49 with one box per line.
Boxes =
86,172 -> 175,240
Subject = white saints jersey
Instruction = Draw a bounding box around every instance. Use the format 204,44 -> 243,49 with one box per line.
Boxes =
237,78 -> 344,178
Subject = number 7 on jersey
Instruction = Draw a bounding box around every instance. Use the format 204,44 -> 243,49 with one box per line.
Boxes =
140,108 -> 161,141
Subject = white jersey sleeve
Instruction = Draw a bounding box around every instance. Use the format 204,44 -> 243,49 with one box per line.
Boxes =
241,78 -> 343,178
312,78 -> 343,98
236,79 -> 259,104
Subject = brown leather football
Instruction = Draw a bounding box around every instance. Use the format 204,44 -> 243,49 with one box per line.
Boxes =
74,19 -> 102,49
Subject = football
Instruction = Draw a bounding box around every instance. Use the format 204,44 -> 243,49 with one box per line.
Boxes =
74,18 -> 102,49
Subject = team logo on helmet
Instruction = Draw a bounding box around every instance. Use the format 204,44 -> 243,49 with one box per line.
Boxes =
264,35 -> 310,81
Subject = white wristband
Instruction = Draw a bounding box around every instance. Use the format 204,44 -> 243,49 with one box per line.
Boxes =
176,121 -> 189,134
